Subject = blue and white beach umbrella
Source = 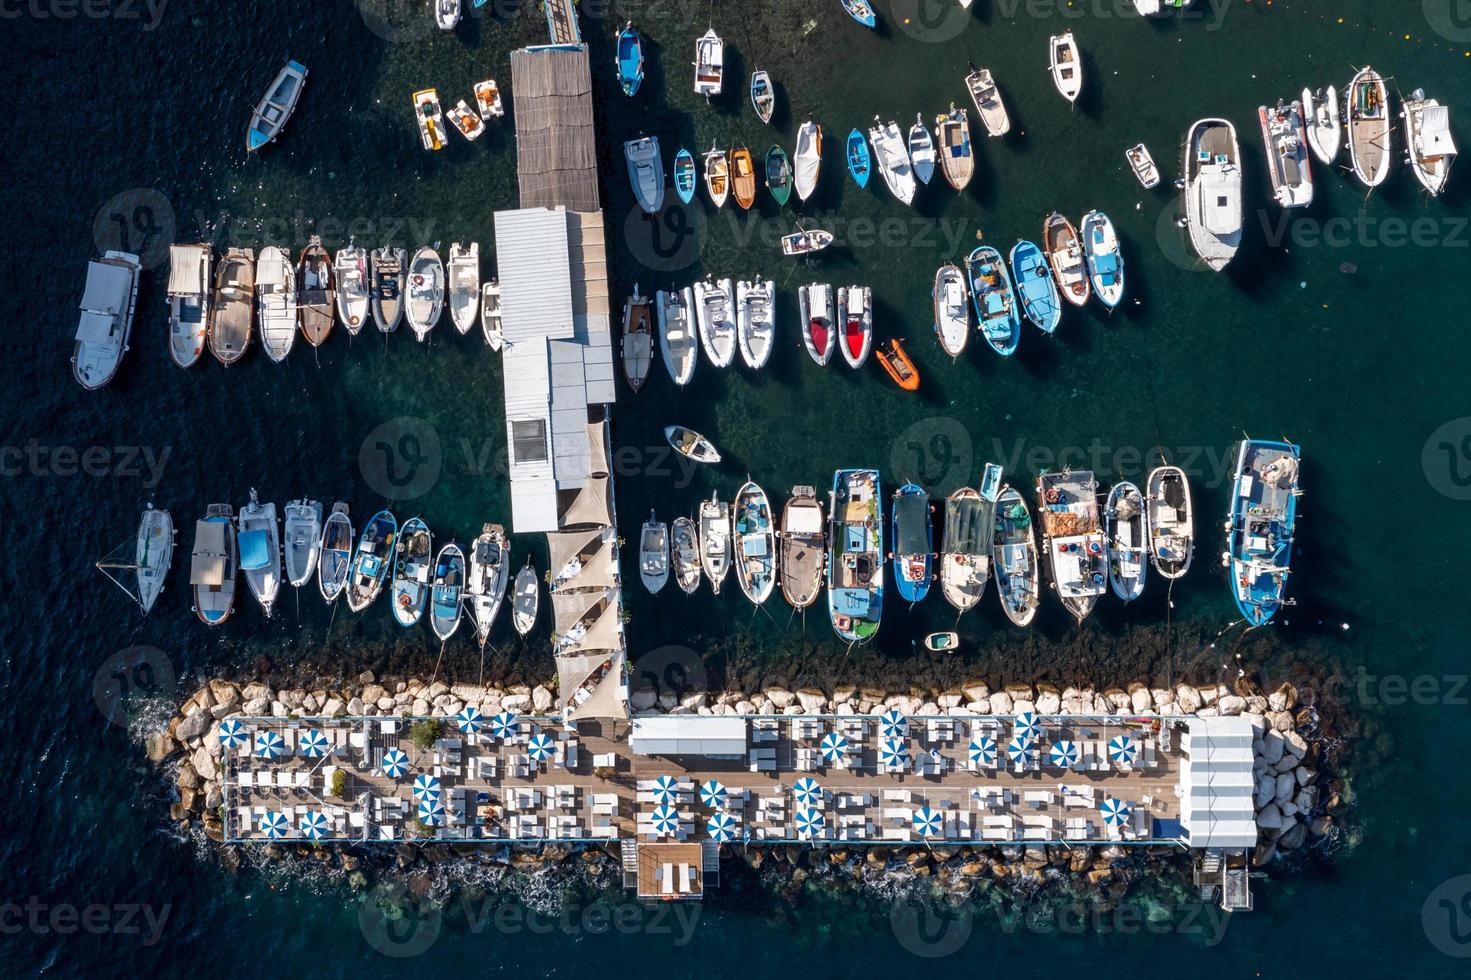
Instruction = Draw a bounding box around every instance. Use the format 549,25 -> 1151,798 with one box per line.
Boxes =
412,773 -> 442,802
1049,740 -> 1080,768
819,731 -> 849,764
1007,735 -> 1033,762
795,807 -> 826,839
1014,711 -> 1041,741
879,738 -> 909,767
260,810 -> 289,839
299,728 -> 328,758
1100,797 -> 1131,828
299,810 -> 329,841
490,711 -> 520,740
699,779 -> 728,809
912,806 -> 943,837
527,732 -> 554,762
880,709 -> 908,738
793,777 -> 823,808
218,718 -> 247,750
381,748 -> 409,778
968,735 -> 997,768
651,804 -> 679,837
455,706 -> 484,734
653,774 -> 680,804
418,797 -> 445,826
255,730 -> 284,759
1108,734 -> 1138,765
706,811 -> 736,842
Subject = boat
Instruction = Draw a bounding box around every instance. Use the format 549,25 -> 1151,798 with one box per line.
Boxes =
237,489 -> 281,619
191,503 -> 237,627
965,245 -> 1020,357
447,242 -> 480,334
672,516 -> 702,594
794,121 -> 822,202
693,276 -> 737,367
1346,67 -> 1392,188
992,484 -> 1039,627
750,70 -> 775,123
625,136 -> 666,214
908,115 -> 936,185
345,509 -> 397,613
1080,211 -> 1124,310
255,246 -> 297,363
965,65 -> 1011,137
1126,143 -> 1160,188
211,248 -> 254,365
1145,465 -> 1193,579
1010,239 -> 1062,335
731,146 -> 757,209
447,99 -> 485,141
1036,469 -> 1106,623
480,280 -> 503,350
838,285 -> 872,368
1303,86 -> 1341,166
891,484 -> 933,603
779,486 -> 825,610
622,286 -> 654,391
846,129 -> 871,187
736,278 -> 776,369
430,543 -> 466,641
875,339 -> 920,391
391,517 -> 433,627
673,149 -> 697,204
798,282 -> 836,365
434,0 -> 460,30
939,486 -> 990,612
247,60 -> 307,152
827,469 -> 883,643
72,250 -> 140,389
1105,482 -> 1147,602
334,245 -> 369,335
96,504 -> 174,615
1258,100 -> 1314,208
473,80 -> 504,119
617,23 -> 644,97
370,246 -> 406,333
656,286 -> 698,385
664,425 -> 721,464
297,236 -> 335,347
1048,32 -> 1082,104
317,502 -> 353,603
840,0 -> 877,27
1225,439 -> 1301,626
765,145 -> 793,206
733,482 -> 777,605
1043,212 -> 1090,307
1183,118 -> 1243,271
932,263 -> 969,357
868,118 -> 917,205
166,244 -> 210,368
405,246 -> 444,341
924,632 -> 959,652
703,146 -> 730,207
511,559 -> 538,636
934,105 -> 975,191
1402,89 -> 1457,196
466,523 -> 509,647
781,228 -> 834,256
699,492 -> 732,595
640,512 -> 670,594
694,28 -> 723,99
413,88 -> 445,151
282,498 -> 323,589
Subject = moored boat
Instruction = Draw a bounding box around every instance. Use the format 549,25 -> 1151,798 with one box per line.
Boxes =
334,245 -> 369,335
247,60 -> 307,152
370,246 -> 406,333
640,512 -> 670,595
430,543 -> 466,641
95,504 -> 175,615
1080,210 -> 1124,310
693,276 -> 736,367
166,244 -> 210,369
664,425 -> 721,465
1010,239 -> 1061,335
391,517 -> 433,627
283,498 -> 323,589
1036,469 -> 1106,623
447,99 -> 485,141
671,516 -> 702,595
699,492 -> 732,595
868,117 -> 917,205
940,486 -> 990,612
766,144 -> 793,205
1402,89 -> 1457,196
413,88 -> 445,151
798,282 -> 836,366
73,250 -> 141,389
1303,86 -> 1341,166
992,485 -> 1039,627
673,148 -> 697,204
625,136 -> 666,214
211,248 -> 254,364
846,129 -> 871,187
694,28 -> 723,99
1105,482 -> 1147,602
875,338 -> 920,391
965,245 -> 1020,357
736,278 -> 776,369
908,115 -> 936,185
346,509 -> 397,613
473,80 -> 504,119
237,489 -> 281,619
934,105 -> 974,191
511,559 -> 538,636
733,482 -> 777,605
891,483 -> 933,603
703,145 -> 730,207
1225,439 -> 1301,626
255,246 -> 297,362
1183,118 -> 1243,271
827,469 -> 883,643
448,242 -> 480,335
405,246 -> 444,341
779,486 -> 825,610
656,286 -> 698,385
1145,465 -> 1193,579
297,236 -> 335,347
191,503 -> 237,627
1346,67 -> 1392,188
1126,143 -> 1160,188
481,280 -> 503,350
466,523 -> 509,647
1043,212 -> 1090,307
932,263 -> 969,358
837,285 -> 872,368
1258,100 -> 1314,208
1048,32 -> 1082,104
751,69 -> 775,123
731,146 -> 757,210
965,65 -> 1011,137
622,286 -> 654,391
617,23 -> 644,97
794,121 -> 822,202
317,502 -> 353,603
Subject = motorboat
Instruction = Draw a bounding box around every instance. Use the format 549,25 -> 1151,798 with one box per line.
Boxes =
166,244 -> 210,368
73,250 -> 140,389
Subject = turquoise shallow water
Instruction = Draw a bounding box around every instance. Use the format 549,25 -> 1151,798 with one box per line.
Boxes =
4,0 -> 1471,975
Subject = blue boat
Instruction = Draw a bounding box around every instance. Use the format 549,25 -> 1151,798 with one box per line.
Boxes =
673,148 -> 697,204
1009,239 -> 1062,334
840,0 -> 877,28
965,245 -> 1021,356
1226,440 -> 1301,626
345,509 -> 397,613
846,129 -> 871,187
827,469 -> 883,643
891,484 -> 932,604
616,23 -> 644,97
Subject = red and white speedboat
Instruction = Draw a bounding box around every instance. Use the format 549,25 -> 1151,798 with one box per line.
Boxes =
798,282 -> 835,366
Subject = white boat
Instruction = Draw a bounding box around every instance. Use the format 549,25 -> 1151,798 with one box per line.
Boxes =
932,263 -> 969,358
1145,465 -> 1193,579
736,278 -> 776,370
334,245 -> 369,335
481,280 -> 504,350
622,286 -> 654,392
780,228 -> 834,256
656,286 -> 698,385
237,488 -> 281,619
665,425 -> 721,464
965,65 -> 1011,137
474,80 -> 505,119
255,245 -> 297,362
672,517 -> 701,594
1258,100 -> 1314,208
939,487 -> 989,612
511,559 -> 538,636
693,276 -> 737,368
282,498 -> 323,589
413,88 -> 445,152
73,250 -> 140,389
447,242 -> 480,334
794,121 -> 822,202
625,136 -> 665,214
1105,482 -> 1147,603
166,244 -> 210,369
191,503 -> 237,627
1079,210 -> 1124,310
316,502 -> 353,603
1183,118 -> 1243,272
699,492 -> 732,594
868,118 -> 917,205
908,115 -> 936,185
1303,86 -> 1341,166
435,0 -> 460,30
371,246 -> 406,333
837,285 -> 872,368
246,60 -> 307,152
1049,32 -> 1082,104
96,504 -> 174,615
1126,143 -> 1160,188
798,282 -> 835,366
694,28 -> 724,98
406,246 -> 444,341
992,485 -> 1039,627
640,512 -> 670,594
733,482 -> 777,605
1346,67 -> 1392,188
430,542 -> 467,641
467,524 -> 510,648
1403,89 -> 1457,196
447,99 -> 485,141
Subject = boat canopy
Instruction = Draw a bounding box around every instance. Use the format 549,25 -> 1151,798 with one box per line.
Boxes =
893,491 -> 930,555
80,260 -> 131,314
942,496 -> 986,556
239,529 -> 271,571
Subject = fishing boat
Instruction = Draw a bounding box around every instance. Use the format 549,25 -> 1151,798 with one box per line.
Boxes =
1183,118 -> 1243,271
1225,439 -> 1301,626
447,242 -> 480,334
166,244 -> 210,369
1145,465 -> 1193,579
617,23 -> 644,97
794,121 -> 822,202
282,498 -> 323,589
1303,86 -> 1341,166
932,263 -> 969,357
430,543 -> 466,641
908,115 -> 936,185
780,228 -> 834,256
297,236 -> 335,347
466,524 -> 509,647
345,509 -> 397,613
656,286 -> 698,385
1104,482 -> 1147,602
191,503 -> 237,627
481,280 -> 503,350
405,246 -> 444,341
934,105 -> 974,191
447,100 -> 485,141
672,516 -> 702,594
733,482 -> 777,605
391,517 -> 433,627
1258,100 -> 1314,208
237,489 -> 281,619
511,559 -> 538,636
255,246 -> 297,363
798,282 -> 836,365
827,469 -> 883,643
625,135 -> 666,214
96,504 -> 174,615
779,486 -> 825,609
846,129 -> 871,188
699,492 -> 732,595
765,144 -> 792,205
965,245 -> 1020,357
1048,32 -> 1082,104
731,146 -> 757,209
317,502 -> 353,603
694,28 -> 723,99
992,484 -> 1039,627
924,632 -> 959,652
1036,469 -> 1106,623
473,80 -> 504,119
939,486 -> 989,612
868,118 -> 917,205
1346,67 -> 1392,188
693,275 -> 737,367
703,146 -> 730,207
1126,143 -> 1160,188
1080,210 -> 1124,310
370,247 -> 406,333
622,286 -> 654,391
247,60 -> 307,152
1043,212 -> 1090,307
434,0 -> 460,29
72,250 -> 140,389
640,512 -> 670,594
673,148 -> 697,204
838,285 -> 872,368
1010,239 -> 1062,335
751,70 -> 775,123
891,484 -> 933,603
840,0 -> 876,28
875,339 -> 920,391
1402,89 -> 1457,196
965,65 -> 1011,137
211,248 -> 254,365
413,89 -> 445,151
334,245 -> 369,335
665,425 -> 721,464
736,278 -> 776,369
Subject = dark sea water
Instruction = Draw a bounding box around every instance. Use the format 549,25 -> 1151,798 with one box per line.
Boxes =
5,0 -> 1471,975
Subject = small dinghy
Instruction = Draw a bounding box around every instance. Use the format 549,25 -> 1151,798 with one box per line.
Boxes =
703,145 -> 730,207
1043,212 -> 1090,308
1402,89 -> 1457,196
447,99 -> 485,141
283,498 -> 323,589
1145,465 -> 1193,579
481,280 -> 503,350
640,512 -> 670,594
247,59 -> 307,152
430,543 -> 466,641
781,228 -> 834,256
346,509 -> 397,613
511,559 -> 538,637
694,28 -> 724,99
617,22 -> 644,97
693,275 -> 737,367
736,278 -> 776,369
1303,85 -> 1341,166
891,484 -> 933,603
837,285 -> 872,368
908,115 -> 936,185
1126,143 -> 1160,188
965,245 -> 1020,357
255,246 -> 297,363
405,246 -> 444,341
665,425 -> 721,465
875,338 -> 920,391
699,492 -> 732,595
473,80 -> 504,119
657,286 -> 698,385
798,282 -> 836,365
841,0 -> 877,28
672,517 -> 702,594
1048,32 -> 1082,104
191,503 -> 237,627
751,70 -> 775,123
625,135 -> 666,214
939,485 -> 990,612
1259,100 -> 1314,209
1010,239 -> 1062,335
391,517 -> 433,628
166,244 -> 210,369
1346,67 -> 1392,188
435,0 -> 460,29
794,121 -> 823,202
992,485 -> 1039,627
413,88 -> 445,151
868,117 -> 917,205
317,502 -> 353,604
673,148 -> 697,204
766,144 -> 793,205
779,486 -> 825,609
731,146 -> 758,209
935,105 -> 974,191
1105,482 -> 1147,602
96,504 -> 175,615
734,482 -> 777,605
334,245 -> 369,335
448,242 -> 480,334
847,129 -> 871,187
238,489 -> 281,619
370,246 -> 406,333
622,286 -> 654,392
466,524 -> 509,647
210,248 -> 254,365
965,65 -> 1011,137
932,263 -> 969,358
297,236 -> 335,347
1080,210 -> 1124,310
